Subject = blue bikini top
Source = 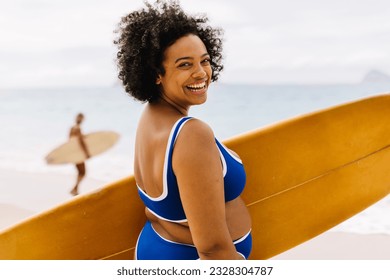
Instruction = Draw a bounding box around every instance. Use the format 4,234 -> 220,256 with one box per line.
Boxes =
137,117 -> 246,223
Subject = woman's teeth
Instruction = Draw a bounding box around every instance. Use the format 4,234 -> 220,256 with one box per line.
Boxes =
186,82 -> 206,91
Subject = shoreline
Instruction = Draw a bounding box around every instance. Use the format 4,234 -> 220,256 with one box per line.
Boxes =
1,168 -> 389,259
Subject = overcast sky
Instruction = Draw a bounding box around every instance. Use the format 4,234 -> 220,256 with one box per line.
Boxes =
1,0 -> 389,88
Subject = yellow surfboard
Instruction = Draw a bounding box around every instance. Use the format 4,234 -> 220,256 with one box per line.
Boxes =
1,94 -> 390,260
45,131 -> 120,165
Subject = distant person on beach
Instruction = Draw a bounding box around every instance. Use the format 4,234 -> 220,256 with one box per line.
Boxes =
114,0 -> 252,259
69,113 -> 90,196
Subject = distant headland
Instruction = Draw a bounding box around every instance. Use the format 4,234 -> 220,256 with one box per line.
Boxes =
361,70 -> 390,83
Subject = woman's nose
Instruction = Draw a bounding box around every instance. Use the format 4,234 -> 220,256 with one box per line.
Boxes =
192,64 -> 207,79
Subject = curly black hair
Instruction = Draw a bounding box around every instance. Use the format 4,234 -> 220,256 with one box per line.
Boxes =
114,0 -> 224,103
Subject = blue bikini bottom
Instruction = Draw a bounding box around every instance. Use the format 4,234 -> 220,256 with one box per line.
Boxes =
135,221 -> 252,260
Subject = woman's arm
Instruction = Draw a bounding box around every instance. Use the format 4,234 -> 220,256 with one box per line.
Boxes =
70,126 -> 91,158
78,134 -> 91,158
172,119 -> 243,260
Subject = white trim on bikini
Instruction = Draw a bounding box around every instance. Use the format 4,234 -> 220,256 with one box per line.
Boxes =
151,223 -> 251,249
150,223 -> 196,247
218,141 -> 243,164
137,117 -> 192,202
219,149 -> 228,177
233,229 -> 252,244
134,224 -> 146,260
146,207 -> 188,223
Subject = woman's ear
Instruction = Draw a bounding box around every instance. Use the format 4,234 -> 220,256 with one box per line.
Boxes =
156,76 -> 161,85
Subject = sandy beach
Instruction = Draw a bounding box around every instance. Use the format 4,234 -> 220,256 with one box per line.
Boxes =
0,168 -> 107,231
271,232 -> 390,260
1,168 -> 389,260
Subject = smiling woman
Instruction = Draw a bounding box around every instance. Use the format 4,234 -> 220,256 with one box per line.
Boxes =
155,34 -> 212,111
114,0 -> 252,260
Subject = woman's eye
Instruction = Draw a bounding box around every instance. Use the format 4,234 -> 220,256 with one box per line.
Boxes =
202,58 -> 211,65
178,62 -> 191,68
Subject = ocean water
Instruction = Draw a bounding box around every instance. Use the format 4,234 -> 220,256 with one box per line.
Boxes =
0,82 -> 389,234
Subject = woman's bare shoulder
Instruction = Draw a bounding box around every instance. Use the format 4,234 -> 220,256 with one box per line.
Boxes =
180,118 -> 215,141
173,118 -> 218,164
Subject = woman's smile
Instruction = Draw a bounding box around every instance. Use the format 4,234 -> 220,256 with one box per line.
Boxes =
185,81 -> 208,94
